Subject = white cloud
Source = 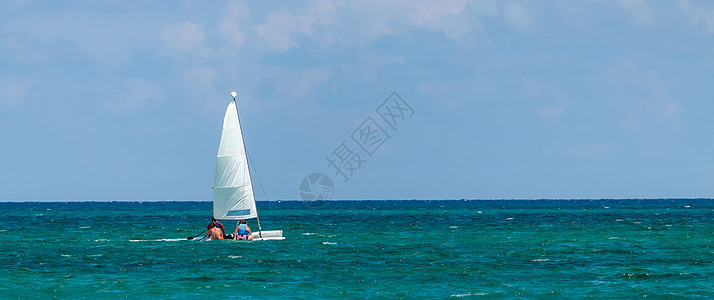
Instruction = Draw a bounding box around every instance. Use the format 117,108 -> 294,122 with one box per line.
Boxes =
660,101 -> 682,120
300,0 -> 343,36
600,61 -> 682,135
111,79 -> 165,112
254,10 -> 300,52
180,67 -> 220,112
218,1 -> 250,48
0,77 -> 30,111
352,53 -> 406,82
5,11 -> 163,67
536,100 -> 567,121
349,0 -> 491,42
409,0 -> 468,25
522,80 -> 567,121
295,69 -> 329,97
331,3 -> 403,46
161,22 -> 211,60
641,71 -> 682,120
161,22 -> 205,50
679,0 -> 714,33
472,0 -> 498,16
408,0 -> 473,39
504,3 -> 533,31
254,0 -> 491,52
254,1 -> 343,52
618,0 -> 653,25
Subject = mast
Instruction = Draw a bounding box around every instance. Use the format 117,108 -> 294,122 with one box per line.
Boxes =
231,91 -> 263,238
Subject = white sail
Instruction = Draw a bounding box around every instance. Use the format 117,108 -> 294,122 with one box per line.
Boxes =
213,101 -> 257,220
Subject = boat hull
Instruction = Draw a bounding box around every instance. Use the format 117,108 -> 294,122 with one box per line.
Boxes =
193,229 -> 284,241
252,230 -> 284,241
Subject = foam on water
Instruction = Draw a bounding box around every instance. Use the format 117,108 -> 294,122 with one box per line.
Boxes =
128,238 -> 187,242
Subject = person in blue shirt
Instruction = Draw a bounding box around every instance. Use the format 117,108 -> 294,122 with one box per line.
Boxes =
206,218 -> 225,240
233,219 -> 253,240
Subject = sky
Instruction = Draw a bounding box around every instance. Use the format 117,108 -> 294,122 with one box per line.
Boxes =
2,0 -> 714,201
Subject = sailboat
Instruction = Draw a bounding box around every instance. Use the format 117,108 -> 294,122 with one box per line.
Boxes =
209,91 -> 284,241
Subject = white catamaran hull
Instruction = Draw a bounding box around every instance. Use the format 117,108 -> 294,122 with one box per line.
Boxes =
251,230 -> 284,241
195,230 -> 283,241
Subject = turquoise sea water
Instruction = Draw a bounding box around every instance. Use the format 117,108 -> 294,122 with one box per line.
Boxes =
1,199 -> 712,299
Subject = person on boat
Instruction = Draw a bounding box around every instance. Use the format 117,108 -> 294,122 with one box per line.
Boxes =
206,218 -> 225,240
234,219 -> 254,240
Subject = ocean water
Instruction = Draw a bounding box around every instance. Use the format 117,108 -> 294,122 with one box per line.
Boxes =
1,199 -> 712,299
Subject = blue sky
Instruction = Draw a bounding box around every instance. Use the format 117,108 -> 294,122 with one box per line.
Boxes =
2,0 -> 714,201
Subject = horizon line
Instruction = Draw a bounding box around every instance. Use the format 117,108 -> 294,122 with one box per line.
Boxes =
1,198 -> 712,203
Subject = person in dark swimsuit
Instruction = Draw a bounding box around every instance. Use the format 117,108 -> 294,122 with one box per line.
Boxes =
206,218 -> 225,240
